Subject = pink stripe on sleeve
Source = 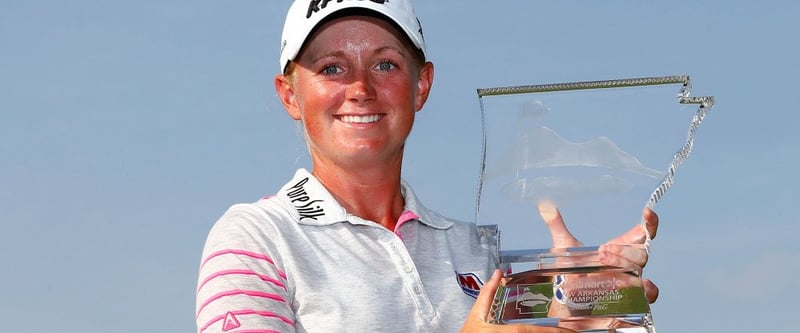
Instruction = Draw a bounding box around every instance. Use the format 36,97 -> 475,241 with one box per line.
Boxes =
197,269 -> 286,293
197,290 -> 286,318
200,249 -> 287,280
198,309 -> 295,332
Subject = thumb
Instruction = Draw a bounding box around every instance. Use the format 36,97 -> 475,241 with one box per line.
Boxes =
470,269 -> 503,322
538,201 -> 582,248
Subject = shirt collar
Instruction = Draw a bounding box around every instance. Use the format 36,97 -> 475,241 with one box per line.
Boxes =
276,168 -> 453,230
399,178 -> 453,230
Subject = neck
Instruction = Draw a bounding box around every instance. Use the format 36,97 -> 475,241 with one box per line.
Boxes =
311,159 -> 405,231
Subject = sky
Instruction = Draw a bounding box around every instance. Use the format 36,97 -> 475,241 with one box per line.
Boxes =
1,0 -> 798,332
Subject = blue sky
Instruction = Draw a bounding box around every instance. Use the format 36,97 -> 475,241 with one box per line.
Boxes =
1,1 -> 798,332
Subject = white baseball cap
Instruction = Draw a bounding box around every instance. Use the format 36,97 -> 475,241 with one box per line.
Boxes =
279,0 -> 427,73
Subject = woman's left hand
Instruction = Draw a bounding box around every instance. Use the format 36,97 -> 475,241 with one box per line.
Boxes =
539,203 -> 660,304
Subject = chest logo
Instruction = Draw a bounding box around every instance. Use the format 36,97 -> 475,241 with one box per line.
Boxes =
455,272 -> 484,299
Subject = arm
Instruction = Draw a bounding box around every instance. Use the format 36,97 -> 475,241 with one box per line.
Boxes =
195,206 -> 296,333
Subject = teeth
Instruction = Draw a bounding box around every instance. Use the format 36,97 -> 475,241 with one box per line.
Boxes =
341,115 -> 380,124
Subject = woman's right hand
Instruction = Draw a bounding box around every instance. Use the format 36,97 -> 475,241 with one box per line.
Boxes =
460,269 -> 577,333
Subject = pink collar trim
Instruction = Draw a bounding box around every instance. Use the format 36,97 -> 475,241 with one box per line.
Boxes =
394,210 -> 420,233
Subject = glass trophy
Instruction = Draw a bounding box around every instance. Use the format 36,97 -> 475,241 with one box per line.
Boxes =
475,76 -> 714,332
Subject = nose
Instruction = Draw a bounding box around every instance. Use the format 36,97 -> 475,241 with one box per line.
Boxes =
346,69 -> 376,104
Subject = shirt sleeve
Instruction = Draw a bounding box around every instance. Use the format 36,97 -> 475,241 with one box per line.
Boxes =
195,204 -> 296,333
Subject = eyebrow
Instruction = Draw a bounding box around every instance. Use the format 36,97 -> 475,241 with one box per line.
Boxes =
310,50 -> 347,66
309,46 -> 407,66
374,46 -> 406,57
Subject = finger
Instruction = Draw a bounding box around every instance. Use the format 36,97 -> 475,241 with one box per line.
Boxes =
538,201 -> 582,248
598,243 -> 648,274
643,278 -> 659,303
471,269 -> 503,321
607,208 -> 659,245
642,208 -> 659,240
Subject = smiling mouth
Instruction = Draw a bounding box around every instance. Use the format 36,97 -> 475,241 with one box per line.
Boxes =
340,115 -> 382,124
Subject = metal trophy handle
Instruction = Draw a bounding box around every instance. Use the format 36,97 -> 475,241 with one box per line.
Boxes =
475,76 -> 714,332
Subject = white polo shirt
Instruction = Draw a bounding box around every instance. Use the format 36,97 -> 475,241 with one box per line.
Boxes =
196,169 -> 499,333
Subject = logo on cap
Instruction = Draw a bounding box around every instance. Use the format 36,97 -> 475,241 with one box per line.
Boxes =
306,0 -> 389,19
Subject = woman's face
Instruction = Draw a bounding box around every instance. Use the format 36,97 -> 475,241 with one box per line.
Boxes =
276,15 -> 433,170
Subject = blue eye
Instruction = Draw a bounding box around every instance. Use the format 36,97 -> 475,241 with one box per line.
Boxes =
322,65 -> 341,75
376,61 -> 395,71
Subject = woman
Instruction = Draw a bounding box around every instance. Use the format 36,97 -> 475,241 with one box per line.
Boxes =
196,1 -> 658,332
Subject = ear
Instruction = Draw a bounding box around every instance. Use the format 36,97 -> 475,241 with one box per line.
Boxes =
275,73 -> 302,120
414,61 -> 434,112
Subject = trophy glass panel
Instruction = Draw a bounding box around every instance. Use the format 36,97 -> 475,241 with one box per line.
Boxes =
475,76 -> 714,333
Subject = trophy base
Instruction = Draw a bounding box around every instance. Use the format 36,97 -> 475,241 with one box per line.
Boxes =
499,314 -> 654,333
488,247 -> 655,333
